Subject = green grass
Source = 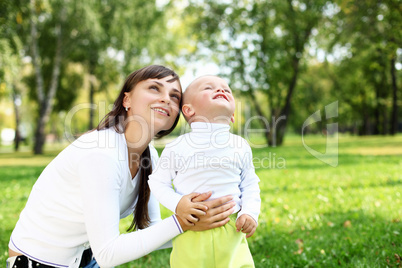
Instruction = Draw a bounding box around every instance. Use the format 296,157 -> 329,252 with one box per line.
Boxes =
1,135 -> 401,267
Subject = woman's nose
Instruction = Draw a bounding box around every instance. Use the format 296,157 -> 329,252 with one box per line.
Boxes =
160,92 -> 170,104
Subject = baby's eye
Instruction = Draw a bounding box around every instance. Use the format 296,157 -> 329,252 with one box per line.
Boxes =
204,87 -> 212,90
224,89 -> 231,93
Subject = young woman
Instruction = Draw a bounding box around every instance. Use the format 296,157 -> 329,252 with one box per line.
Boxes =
7,65 -> 235,268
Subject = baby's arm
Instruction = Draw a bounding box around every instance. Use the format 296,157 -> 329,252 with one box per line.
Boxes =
236,214 -> 257,238
237,139 -> 261,236
148,148 -> 207,226
149,175 -> 207,226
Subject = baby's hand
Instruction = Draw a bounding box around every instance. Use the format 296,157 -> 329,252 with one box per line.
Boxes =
235,214 -> 257,238
176,193 -> 208,226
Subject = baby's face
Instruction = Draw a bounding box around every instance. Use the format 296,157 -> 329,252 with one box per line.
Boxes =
184,76 -> 235,123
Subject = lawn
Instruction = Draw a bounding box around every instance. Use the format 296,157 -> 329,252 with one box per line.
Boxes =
0,135 -> 401,267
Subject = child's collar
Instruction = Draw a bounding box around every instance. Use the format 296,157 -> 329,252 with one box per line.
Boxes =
190,122 -> 231,132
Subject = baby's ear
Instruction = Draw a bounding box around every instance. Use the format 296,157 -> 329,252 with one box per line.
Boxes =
231,113 -> 235,123
182,104 -> 195,118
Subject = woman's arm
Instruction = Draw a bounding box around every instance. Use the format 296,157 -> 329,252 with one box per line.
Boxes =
78,153 -> 182,268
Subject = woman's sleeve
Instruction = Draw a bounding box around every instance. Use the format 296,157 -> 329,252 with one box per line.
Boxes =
146,192 -> 176,249
77,153 -> 182,268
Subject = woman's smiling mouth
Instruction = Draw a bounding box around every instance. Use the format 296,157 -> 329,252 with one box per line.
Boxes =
151,107 -> 170,116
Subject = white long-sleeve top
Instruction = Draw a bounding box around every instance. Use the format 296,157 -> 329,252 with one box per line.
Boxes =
149,122 -> 261,223
9,128 -> 182,268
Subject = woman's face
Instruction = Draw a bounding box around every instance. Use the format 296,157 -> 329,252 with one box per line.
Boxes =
123,76 -> 182,135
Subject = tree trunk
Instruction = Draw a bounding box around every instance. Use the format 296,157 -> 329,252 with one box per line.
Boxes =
360,91 -> 372,135
373,49 -> 388,135
245,87 -> 271,146
390,56 -> 398,135
30,0 -> 65,154
88,57 -> 97,130
276,0 -> 314,145
33,40 -> 63,153
373,87 -> 380,135
12,88 -> 21,151
89,78 -> 95,130
30,0 -> 45,154
276,56 -> 300,146
33,104 -> 47,154
29,0 -> 44,102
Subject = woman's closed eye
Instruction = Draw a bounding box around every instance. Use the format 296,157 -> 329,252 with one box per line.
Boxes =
171,93 -> 181,101
150,85 -> 159,91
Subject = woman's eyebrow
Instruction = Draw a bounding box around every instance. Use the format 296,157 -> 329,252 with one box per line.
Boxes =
150,80 -> 164,87
171,88 -> 181,95
149,80 -> 181,95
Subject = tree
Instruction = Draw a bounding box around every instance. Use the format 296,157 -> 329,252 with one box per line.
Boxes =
3,0 -> 180,153
0,40 -> 22,150
67,0 -> 179,129
323,0 -> 401,135
27,0 -> 69,154
184,0 -> 329,145
0,0 -> 27,150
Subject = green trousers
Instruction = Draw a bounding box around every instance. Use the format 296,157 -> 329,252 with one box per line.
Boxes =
170,215 -> 255,268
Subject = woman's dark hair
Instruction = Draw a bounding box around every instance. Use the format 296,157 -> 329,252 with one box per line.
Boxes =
96,65 -> 181,231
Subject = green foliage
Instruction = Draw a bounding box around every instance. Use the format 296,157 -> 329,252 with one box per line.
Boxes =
0,0 -> 25,99
183,0 -> 331,145
319,0 -> 402,135
182,0 -> 401,141
24,63 -> 84,113
1,0 -> 182,153
1,0 -> 401,151
1,135 -> 401,267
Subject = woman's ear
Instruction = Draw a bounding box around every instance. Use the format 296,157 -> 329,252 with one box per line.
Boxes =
182,104 -> 195,118
123,92 -> 131,109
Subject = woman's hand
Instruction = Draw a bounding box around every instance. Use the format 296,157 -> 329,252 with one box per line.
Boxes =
177,192 -> 235,232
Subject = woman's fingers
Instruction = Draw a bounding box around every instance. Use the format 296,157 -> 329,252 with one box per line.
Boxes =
185,215 -> 197,225
187,201 -> 234,226
208,217 -> 231,229
191,191 -> 212,202
189,209 -> 206,218
192,203 -> 208,213
208,205 -> 235,223
184,194 -> 236,232
201,195 -> 233,209
208,200 -> 235,216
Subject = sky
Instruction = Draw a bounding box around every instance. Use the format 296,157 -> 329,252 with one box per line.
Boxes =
179,62 -> 221,90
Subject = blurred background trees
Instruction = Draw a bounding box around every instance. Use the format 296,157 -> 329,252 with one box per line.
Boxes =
0,0 -> 401,153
